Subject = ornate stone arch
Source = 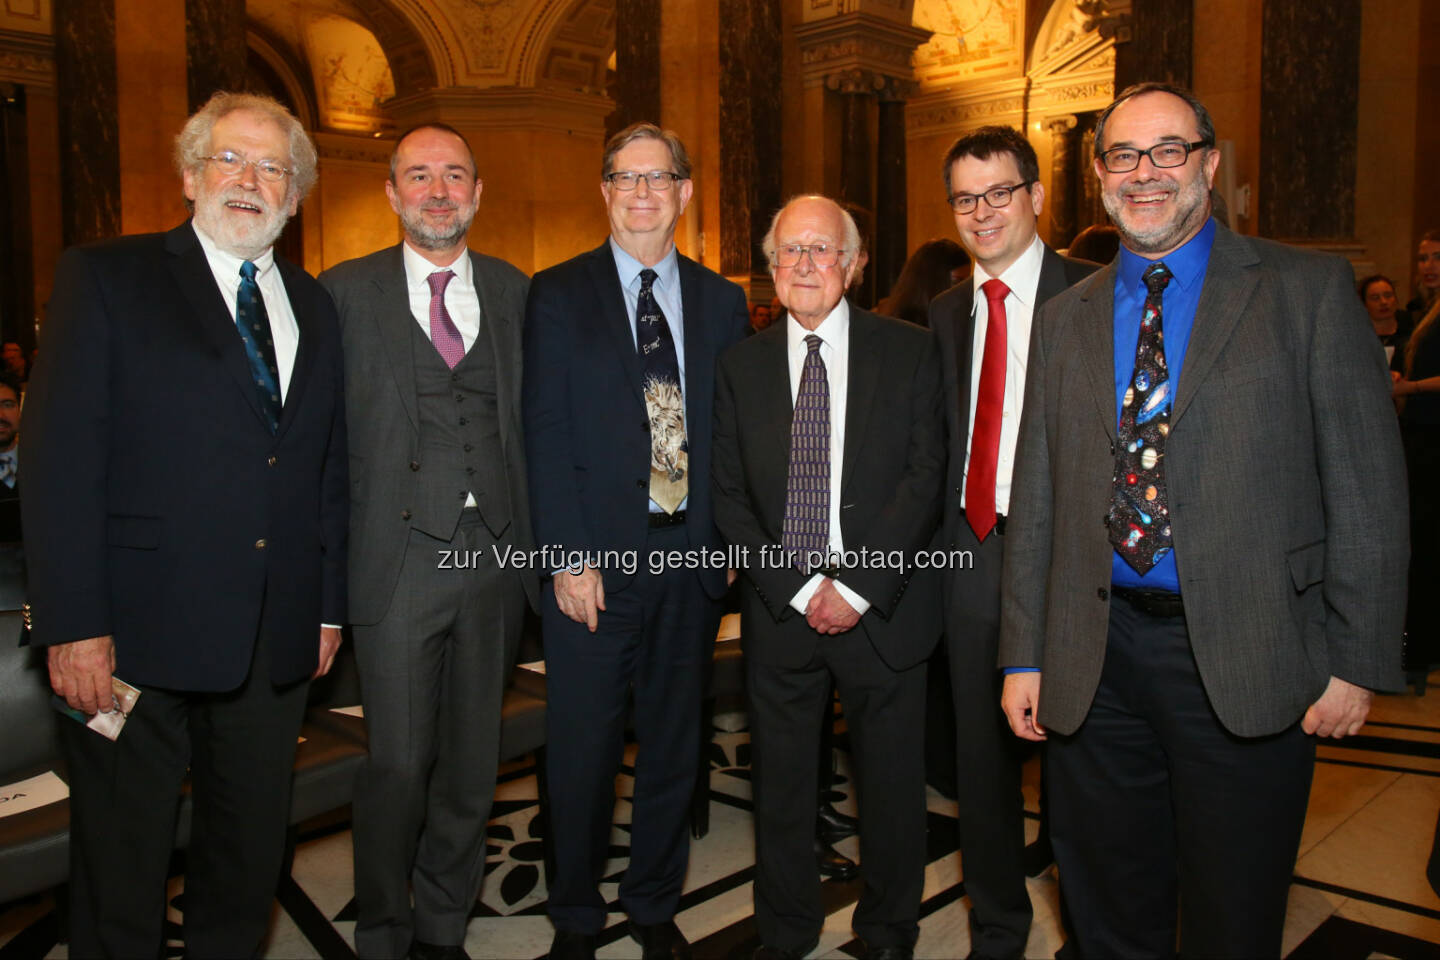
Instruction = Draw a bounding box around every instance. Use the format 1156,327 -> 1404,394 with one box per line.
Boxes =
349,0 -> 446,93
515,0 -> 615,93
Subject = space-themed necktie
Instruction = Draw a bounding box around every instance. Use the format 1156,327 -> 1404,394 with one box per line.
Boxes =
1108,261 -> 1173,575
638,268 -> 687,514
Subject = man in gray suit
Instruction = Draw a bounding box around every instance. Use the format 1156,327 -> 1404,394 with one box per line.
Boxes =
320,123 -> 538,960
999,83 -> 1407,957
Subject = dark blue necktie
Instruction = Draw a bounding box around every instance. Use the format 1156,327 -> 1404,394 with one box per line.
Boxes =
237,260 -> 281,433
638,268 -> 687,514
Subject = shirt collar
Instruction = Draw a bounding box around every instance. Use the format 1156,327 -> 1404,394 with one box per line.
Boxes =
787,296 -> 850,351
403,241 -> 471,290
971,232 -> 1046,313
1117,216 -> 1216,295
191,220 -> 274,279
610,237 -> 680,294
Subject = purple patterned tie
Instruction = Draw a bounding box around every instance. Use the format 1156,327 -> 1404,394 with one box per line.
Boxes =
783,334 -> 831,574
426,270 -> 465,369
1109,261 -> 1173,574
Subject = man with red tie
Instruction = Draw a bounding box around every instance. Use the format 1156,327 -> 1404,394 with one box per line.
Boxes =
928,127 -> 1096,960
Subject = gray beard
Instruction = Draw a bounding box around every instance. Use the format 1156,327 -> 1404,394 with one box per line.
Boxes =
400,207 -> 473,251
1103,177 -> 1211,256
194,199 -> 290,261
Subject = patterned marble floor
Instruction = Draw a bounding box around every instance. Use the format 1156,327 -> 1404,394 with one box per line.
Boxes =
5,679 -> 1440,960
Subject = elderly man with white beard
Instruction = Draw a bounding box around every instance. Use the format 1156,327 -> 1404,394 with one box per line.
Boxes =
22,91 -> 347,959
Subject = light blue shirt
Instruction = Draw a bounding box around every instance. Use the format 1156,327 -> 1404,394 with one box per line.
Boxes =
610,238 -> 688,513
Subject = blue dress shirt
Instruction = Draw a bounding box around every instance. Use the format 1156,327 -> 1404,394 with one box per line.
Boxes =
1109,217 -> 1216,594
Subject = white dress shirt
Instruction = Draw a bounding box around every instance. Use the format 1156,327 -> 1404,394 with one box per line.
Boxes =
784,300 -> 871,618
962,232 -> 1045,516
193,222 -> 300,401
402,241 -> 482,352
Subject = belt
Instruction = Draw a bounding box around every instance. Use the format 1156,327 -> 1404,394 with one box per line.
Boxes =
959,508 -> 1006,536
648,509 -> 686,529
1111,585 -> 1185,619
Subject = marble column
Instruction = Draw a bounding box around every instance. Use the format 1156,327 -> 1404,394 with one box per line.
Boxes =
719,0 -> 782,279
186,0 -> 246,112
55,0 -> 120,247
1113,0 -> 1193,92
831,69 -> 878,306
874,79 -> 911,301
1258,0 -> 1359,240
611,0 -> 662,136
1047,115 -> 1078,249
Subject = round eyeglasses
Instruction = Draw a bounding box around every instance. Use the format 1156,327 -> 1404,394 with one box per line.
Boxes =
202,151 -> 291,183
770,243 -> 845,269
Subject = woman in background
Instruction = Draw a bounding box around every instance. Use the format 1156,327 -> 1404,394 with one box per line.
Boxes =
874,238 -> 970,327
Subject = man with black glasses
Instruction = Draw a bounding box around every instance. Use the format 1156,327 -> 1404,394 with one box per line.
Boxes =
929,125 -> 1096,960
523,122 -> 748,960
999,82 -> 1406,956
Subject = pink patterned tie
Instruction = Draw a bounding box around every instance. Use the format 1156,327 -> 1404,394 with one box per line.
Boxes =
427,270 -> 465,369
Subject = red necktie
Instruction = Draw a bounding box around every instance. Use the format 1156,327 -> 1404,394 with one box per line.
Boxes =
966,278 -> 1009,541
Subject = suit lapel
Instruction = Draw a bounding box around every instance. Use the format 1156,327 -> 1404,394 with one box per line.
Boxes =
677,255 -> 711,434
952,285 -> 977,442
841,305 -> 879,497
472,251 -> 519,449
1171,225 -> 1259,427
586,243 -> 645,403
164,223 -> 273,432
274,257 -> 320,438
371,245 -> 420,432
1035,245 -> 1070,306
1074,266 -> 1120,441
753,323 -> 795,508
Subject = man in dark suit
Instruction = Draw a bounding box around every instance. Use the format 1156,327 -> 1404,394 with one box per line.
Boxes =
523,122 -> 749,960
319,123 -> 537,960
929,126 -> 1097,960
713,195 -> 944,960
22,92 -> 346,958
999,83 -> 1408,957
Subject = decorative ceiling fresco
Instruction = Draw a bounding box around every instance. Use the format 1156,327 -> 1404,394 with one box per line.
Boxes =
302,13 -> 394,131
911,0 -> 1023,88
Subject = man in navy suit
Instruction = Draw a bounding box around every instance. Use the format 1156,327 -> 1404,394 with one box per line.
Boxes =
22,92 -> 346,959
523,122 -> 749,960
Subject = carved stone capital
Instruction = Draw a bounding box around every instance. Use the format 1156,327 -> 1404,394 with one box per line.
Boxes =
826,67 -> 885,96
795,11 -> 931,90
0,28 -> 53,87
1046,114 -> 1079,136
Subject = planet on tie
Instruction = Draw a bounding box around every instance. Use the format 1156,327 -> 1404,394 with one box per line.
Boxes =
1141,447 -> 1158,470
1123,386 -> 1135,408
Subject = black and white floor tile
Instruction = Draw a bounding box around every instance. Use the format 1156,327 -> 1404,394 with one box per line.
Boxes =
6,682 -> 1440,959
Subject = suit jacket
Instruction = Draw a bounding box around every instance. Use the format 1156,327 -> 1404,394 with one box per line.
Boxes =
999,222 -> 1408,737
319,244 -> 539,625
522,241 -> 749,599
22,222 -> 348,691
931,246 -> 1099,628
712,306 -> 946,671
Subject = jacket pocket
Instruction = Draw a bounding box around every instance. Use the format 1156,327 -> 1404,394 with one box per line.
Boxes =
107,514 -> 160,550
1286,540 -> 1325,592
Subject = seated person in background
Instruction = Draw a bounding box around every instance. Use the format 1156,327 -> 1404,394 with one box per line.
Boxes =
0,370 -> 19,541
1360,274 -> 1410,372
873,238 -> 971,328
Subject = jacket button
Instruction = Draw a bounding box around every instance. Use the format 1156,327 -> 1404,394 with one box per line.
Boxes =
401,509 -> 411,520
254,538 -> 267,550
267,455 -> 277,467
1097,587 -> 1108,601
636,478 -> 646,487
464,444 -> 473,452
410,461 -> 420,471
641,421 -> 649,431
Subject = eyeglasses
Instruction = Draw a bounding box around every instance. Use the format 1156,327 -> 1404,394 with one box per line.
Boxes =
604,170 -> 684,191
1097,140 -> 1211,173
771,243 -> 845,269
202,151 -> 291,183
947,181 -> 1033,215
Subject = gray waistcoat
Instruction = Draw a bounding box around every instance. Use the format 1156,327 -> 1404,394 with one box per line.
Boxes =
409,318 -> 511,541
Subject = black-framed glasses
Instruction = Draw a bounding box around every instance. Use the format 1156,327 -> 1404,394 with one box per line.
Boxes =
202,151 -> 291,182
771,243 -> 845,269
604,170 -> 684,191
947,181 -> 1033,215
1097,140 -> 1212,173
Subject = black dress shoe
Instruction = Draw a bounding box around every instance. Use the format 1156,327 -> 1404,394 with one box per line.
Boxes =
814,836 -> 859,881
865,946 -> 913,960
408,941 -> 469,960
816,802 -> 859,842
630,919 -> 692,960
549,929 -> 597,960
